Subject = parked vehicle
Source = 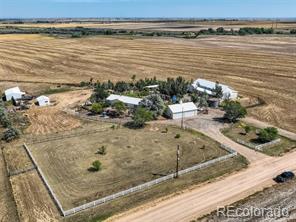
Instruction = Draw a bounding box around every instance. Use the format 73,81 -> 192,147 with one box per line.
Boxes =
274,171 -> 295,183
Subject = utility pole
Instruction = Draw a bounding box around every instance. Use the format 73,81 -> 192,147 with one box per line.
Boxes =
175,145 -> 180,178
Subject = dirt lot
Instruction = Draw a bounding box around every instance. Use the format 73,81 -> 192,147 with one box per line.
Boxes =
222,122 -> 296,156
0,34 -> 295,133
29,123 -> 229,209
10,171 -> 60,222
0,151 -> 19,222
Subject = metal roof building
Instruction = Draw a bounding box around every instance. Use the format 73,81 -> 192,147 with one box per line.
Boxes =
4,87 -> 25,101
106,94 -> 142,108
36,95 -> 50,107
168,102 -> 198,120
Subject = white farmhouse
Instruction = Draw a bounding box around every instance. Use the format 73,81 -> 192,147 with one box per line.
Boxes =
36,95 -> 50,107
4,87 -> 25,101
191,79 -> 238,100
106,94 -> 142,108
168,102 -> 198,120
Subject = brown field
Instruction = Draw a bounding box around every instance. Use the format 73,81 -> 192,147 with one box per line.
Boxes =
1,20 -> 296,31
29,123 -> 228,210
10,171 -> 59,222
0,34 -> 295,132
0,151 -> 19,222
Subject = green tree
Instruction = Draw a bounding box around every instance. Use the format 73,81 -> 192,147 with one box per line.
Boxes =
132,107 -> 153,128
223,101 -> 247,122
91,160 -> 102,171
139,94 -> 165,117
258,127 -> 278,143
91,84 -> 109,102
131,75 -> 136,82
91,103 -> 103,114
113,101 -> 126,116
2,127 -> 19,142
213,82 -> 223,99
244,125 -> 251,135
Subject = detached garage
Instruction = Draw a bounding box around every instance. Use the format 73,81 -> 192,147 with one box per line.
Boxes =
4,87 -> 25,101
36,95 -> 50,107
168,102 -> 198,120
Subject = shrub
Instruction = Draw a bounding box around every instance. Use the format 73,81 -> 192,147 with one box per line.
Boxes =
91,160 -> 102,172
91,103 -> 103,114
131,107 -> 153,128
175,134 -> 181,139
113,101 -> 126,116
2,127 -> 19,142
139,94 -> 165,117
244,125 -> 251,135
97,146 -> 107,155
223,101 -> 247,123
258,127 -> 278,143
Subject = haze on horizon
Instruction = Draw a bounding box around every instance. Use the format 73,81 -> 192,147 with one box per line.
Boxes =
0,0 -> 295,19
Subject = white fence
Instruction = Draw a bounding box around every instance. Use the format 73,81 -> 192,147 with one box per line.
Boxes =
236,138 -> 281,151
23,143 -> 237,217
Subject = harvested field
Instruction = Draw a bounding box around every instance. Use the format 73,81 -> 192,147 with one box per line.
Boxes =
29,123 -> 229,210
10,171 -> 60,222
0,151 -> 19,222
0,34 -> 295,132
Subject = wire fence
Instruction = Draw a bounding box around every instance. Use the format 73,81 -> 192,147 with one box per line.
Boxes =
236,138 -> 281,151
23,143 -> 237,217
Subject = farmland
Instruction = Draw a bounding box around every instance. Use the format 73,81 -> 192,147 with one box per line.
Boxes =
0,34 -> 295,133
28,122 -> 230,210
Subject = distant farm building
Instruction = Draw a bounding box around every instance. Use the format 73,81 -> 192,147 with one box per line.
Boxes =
4,87 -> 25,101
191,79 -> 238,100
106,94 -> 142,108
36,95 -> 50,107
168,102 -> 198,120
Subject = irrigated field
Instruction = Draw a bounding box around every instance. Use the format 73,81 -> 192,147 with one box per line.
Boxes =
29,123 -> 228,210
0,34 -> 296,132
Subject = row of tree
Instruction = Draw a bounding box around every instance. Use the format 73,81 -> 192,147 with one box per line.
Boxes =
0,102 -> 19,142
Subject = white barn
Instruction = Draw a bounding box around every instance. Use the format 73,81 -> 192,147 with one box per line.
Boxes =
191,79 -> 238,100
4,87 -> 25,101
106,94 -> 142,108
36,95 -> 50,107
168,102 -> 198,120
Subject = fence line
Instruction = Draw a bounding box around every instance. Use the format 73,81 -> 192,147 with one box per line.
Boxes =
23,144 -> 66,216
236,138 -> 281,151
23,143 -> 237,217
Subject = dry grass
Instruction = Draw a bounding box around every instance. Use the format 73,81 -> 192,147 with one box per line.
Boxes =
29,123 -> 228,210
0,34 -> 295,133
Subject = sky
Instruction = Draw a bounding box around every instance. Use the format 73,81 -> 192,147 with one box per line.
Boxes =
0,0 -> 295,19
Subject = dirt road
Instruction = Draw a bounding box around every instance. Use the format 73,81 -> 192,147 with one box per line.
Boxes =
112,110 -> 296,222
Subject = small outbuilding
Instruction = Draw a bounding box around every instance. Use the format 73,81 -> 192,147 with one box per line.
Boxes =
4,87 -> 25,101
168,102 -> 198,120
106,94 -> 142,108
36,95 -> 50,107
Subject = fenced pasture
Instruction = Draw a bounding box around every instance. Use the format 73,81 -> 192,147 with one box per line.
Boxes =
28,123 -> 231,210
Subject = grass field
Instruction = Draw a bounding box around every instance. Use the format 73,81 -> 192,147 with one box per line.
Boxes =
0,34 -> 295,133
222,123 -> 296,156
29,123 -> 229,210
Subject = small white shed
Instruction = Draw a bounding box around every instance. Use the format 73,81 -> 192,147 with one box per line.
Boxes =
36,95 -> 50,107
4,87 -> 25,101
168,102 -> 198,120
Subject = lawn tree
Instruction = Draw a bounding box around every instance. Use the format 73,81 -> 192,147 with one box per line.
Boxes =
198,91 -> 209,108
132,107 -> 153,128
114,81 -> 130,93
91,160 -> 102,171
223,101 -> 247,122
91,84 -> 109,102
258,127 -> 279,142
139,94 -> 165,117
159,76 -> 189,99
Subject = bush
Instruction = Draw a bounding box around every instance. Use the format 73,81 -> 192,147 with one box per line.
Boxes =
91,103 -> 103,114
223,101 -> 247,123
2,127 -> 19,142
90,160 -> 102,172
139,94 -> 165,117
113,101 -> 126,116
258,127 -> 278,143
175,134 -> 181,139
97,146 -> 107,155
131,107 -> 153,128
244,125 -> 251,135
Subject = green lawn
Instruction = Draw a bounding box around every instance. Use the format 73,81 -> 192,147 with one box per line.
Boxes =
222,122 -> 296,156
